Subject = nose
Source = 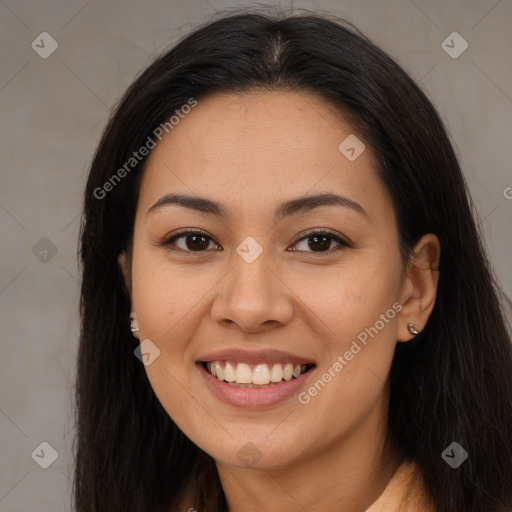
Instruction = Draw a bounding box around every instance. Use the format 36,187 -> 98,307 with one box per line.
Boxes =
210,248 -> 294,333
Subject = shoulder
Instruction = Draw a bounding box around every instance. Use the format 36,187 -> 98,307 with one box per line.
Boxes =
364,459 -> 436,512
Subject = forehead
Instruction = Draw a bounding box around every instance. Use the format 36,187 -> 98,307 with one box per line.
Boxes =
137,90 -> 392,225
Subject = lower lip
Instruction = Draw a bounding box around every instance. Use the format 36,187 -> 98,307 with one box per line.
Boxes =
197,363 -> 314,408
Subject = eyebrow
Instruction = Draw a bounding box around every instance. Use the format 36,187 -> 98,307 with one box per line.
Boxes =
146,192 -> 367,221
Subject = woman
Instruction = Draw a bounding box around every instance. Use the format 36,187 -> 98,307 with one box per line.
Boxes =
75,8 -> 512,512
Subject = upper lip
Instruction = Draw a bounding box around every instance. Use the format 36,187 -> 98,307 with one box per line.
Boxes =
196,348 -> 315,366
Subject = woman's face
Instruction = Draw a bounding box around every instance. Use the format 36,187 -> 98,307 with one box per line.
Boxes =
121,90 -> 412,470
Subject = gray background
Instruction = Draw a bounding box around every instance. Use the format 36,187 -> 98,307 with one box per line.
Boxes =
0,0 -> 511,510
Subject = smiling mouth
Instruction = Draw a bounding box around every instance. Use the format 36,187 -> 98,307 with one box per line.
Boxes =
200,361 -> 315,388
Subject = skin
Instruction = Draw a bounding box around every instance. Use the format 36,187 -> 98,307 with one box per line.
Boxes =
118,90 -> 440,512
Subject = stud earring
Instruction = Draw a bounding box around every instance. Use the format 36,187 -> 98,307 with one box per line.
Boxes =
129,311 -> 139,335
407,323 -> 421,335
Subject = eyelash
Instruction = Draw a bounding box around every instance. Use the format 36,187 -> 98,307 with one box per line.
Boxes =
159,228 -> 352,255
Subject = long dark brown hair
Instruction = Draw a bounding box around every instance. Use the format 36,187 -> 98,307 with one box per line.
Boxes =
75,7 -> 512,512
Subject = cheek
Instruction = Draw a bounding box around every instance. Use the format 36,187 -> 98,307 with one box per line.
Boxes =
297,286 -> 400,447
300,259 -> 401,342
298,257 -> 401,415
130,250 -> 210,343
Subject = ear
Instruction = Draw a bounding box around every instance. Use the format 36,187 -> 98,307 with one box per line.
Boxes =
396,233 -> 441,342
118,251 -> 132,303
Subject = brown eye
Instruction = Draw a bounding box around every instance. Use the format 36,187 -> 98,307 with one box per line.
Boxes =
305,233 -> 333,252
161,228 -> 350,255
291,230 -> 351,253
181,233 -> 211,251
162,230 -> 219,252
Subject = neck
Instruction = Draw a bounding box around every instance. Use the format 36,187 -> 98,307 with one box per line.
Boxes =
216,396 -> 401,512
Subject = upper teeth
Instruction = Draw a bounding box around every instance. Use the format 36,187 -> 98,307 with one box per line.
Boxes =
206,361 -> 307,385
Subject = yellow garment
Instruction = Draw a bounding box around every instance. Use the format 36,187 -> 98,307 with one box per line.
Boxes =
365,460 -> 436,512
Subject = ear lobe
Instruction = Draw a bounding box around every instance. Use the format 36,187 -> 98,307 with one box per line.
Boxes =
397,233 -> 441,342
118,251 -> 132,300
